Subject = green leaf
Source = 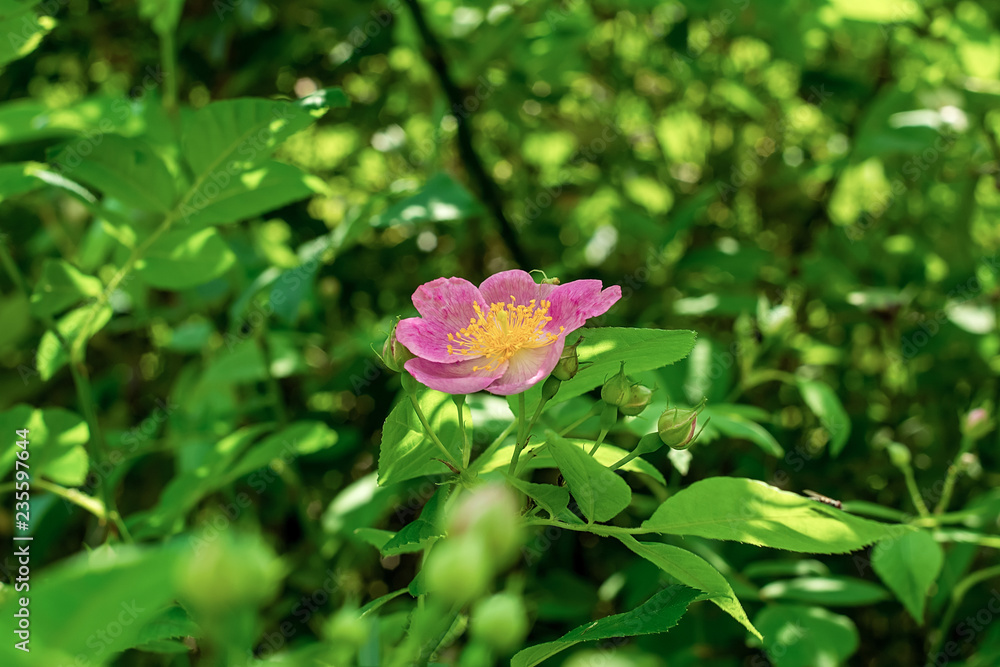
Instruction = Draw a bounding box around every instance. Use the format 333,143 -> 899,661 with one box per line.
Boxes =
0,544 -> 181,664
544,430 -> 631,523
797,379 -> 851,456
753,604 -> 859,667
129,425 -> 273,536
872,530 -> 944,623
704,407 -> 784,457
134,605 -> 201,647
370,172 -> 484,226
640,477 -> 911,554
618,535 -> 762,640
377,390 -> 467,486
507,477 -> 575,522
0,1 -> 55,69
36,303 -> 113,380
354,527 -> 395,551
177,160 -> 327,228
135,228 -> 236,290
479,440 -> 666,485
29,258 -> 103,318
0,96 -> 149,147
226,421 -> 338,481
511,585 -> 705,667
53,134 -> 176,212
0,161 -> 43,201
380,519 -> 443,556
0,405 -> 89,485
519,328 -> 696,413
759,576 -> 889,606
743,559 -> 831,580
180,90 -> 346,180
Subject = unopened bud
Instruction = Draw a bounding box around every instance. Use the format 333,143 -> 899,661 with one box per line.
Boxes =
541,375 -> 561,401
601,362 -> 631,407
962,407 -> 994,441
619,384 -> 654,417
471,592 -> 529,654
553,338 -> 583,381
381,320 -> 414,373
887,442 -> 911,467
657,400 -> 704,450
447,484 -> 524,569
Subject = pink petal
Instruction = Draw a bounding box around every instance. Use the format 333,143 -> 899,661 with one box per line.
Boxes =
478,269 -> 551,306
411,276 -> 487,333
396,316 -> 479,364
545,280 -> 622,334
484,337 -> 565,395
404,357 -> 507,394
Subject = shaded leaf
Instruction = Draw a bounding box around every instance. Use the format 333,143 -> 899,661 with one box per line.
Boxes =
511,585 -> 705,667
544,430 -> 631,523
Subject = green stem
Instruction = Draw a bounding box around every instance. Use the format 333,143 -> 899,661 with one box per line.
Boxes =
928,564 -> 1000,662
0,479 -> 106,519
70,360 -> 132,542
469,421 -> 516,475
901,463 -> 930,518
454,395 -> 471,467
37,479 -> 107,519
508,393 -> 528,476
610,450 -> 638,471
407,392 -> 461,470
934,435 -> 974,515
255,325 -> 288,426
0,239 -> 29,295
160,29 -> 178,115
524,518 -> 648,536
588,428 -> 610,456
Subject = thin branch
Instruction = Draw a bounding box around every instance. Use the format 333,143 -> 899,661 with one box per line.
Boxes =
402,0 -> 532,269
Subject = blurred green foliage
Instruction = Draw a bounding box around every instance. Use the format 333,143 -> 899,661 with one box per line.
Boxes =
2,0 -> 1000,665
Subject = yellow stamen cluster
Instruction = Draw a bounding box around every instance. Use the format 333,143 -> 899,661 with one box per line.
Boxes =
447,296 -> 563,372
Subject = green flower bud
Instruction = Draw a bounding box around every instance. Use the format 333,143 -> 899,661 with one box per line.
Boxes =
553,338 -> 583,381
381,320 -> 414,373
618,383 -> 654,417
657,401 -> 705,450
177,531 -> 284,615
447,483 -> 524,570
325,607 -> 371,649
887,442 -> 912,467
471,592 -> 529,654
424,535 -> 492,604
601,362 -> 631,407
541,375 -> 561,401
962,407 -> 994,441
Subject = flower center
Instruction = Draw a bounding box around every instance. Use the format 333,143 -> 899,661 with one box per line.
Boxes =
447,297 -> 563,372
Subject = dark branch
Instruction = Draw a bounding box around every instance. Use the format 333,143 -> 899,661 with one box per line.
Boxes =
402,0 -> 532,270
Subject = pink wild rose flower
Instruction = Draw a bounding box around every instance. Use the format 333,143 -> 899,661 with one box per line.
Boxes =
395,270 -> 621,395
